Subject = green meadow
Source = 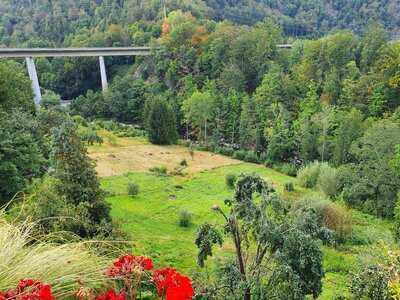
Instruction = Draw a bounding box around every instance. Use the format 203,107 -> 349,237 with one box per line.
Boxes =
100,159 -> 395,299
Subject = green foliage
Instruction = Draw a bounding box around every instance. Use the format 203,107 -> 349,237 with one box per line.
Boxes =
278,230 -> 324,298
0,110 -> 45,205
195,223 -> 223,268
225,174 -> 237,189
183,90 -> 215,143
393,197 -> 400,242
243,151 -> 259,163
145,97 -> 178,145
232,150 -> 247,161
127,181 -> 140,196
0,61 -> 34,113
297,161 -> 322,188
317,164 -> 340,198
51,120 -> 114,238
273,163 -> 298,177
294,197 -> 352,244
78,127 -> 103,145
196,174 -> 324,299
350,251 -> 400,300
149,166 -> 168,176
338,120 -> 400,217
178,209 -> 192,228
41,90 -> 61,109
284,182 -> 294,192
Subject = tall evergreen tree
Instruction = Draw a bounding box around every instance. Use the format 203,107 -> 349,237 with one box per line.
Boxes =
145,98 -> 178,145
51,120 -> 113,237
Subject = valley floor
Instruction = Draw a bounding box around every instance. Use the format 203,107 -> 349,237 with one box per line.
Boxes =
90,135 -> 395,299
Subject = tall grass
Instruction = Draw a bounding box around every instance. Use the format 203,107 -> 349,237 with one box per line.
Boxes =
0,214 -> 112,298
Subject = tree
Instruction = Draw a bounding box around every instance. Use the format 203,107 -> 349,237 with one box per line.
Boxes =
183,90 -> 215,144
0,110 -> 44,205
145,97 -> 178,145
312,105 -> 335,162
266,105 -> 296,163
51,120 -> 114,238
332,108 -> 364,165
339,120 -> 400,217
195,174 -> 324,299
0,61 -> 34,113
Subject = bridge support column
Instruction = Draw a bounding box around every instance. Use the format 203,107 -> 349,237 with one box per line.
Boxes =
99,56 -> 108,92
25,57 -> 42,107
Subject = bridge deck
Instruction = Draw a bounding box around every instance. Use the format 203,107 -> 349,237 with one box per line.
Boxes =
0,47 -> 152,58
0,44 -> 292,58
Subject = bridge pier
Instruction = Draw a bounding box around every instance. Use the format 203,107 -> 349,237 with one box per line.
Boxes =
25,57 -> 42,106
99,56 -> 108,92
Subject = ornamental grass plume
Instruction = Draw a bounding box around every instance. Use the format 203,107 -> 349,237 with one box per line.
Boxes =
0,212 -> 111,299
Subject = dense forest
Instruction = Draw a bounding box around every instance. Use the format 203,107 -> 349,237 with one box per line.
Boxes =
1,0 -> 400,299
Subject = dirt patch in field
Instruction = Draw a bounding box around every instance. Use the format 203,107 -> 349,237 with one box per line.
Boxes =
88,137 -> 241,177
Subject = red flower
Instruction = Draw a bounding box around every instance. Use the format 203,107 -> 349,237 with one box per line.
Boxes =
95,290 -> 125,300
107,255 -> 153,278
152,268 -> 194,300
0,279 -> 54,300
0,291 -> 15,300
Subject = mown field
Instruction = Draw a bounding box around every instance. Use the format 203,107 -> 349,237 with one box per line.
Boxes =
91,134 -> 395,299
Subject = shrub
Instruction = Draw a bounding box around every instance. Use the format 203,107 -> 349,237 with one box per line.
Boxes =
274,163 -> 298,177
284,182 -> 294,192
323,202 -> 352,243
226,174 -> 238,189
179,210 -> 192,227
295,197 -> 352,243
127,182 -> 140,196
244,151 -> 259,163
216,147 -> 235,157
149,166 -> 168,176
297,161 -> 322,188
351,263 -> 393,300
180,159 -> 188,167
317,164 -> 339,198
232,150 -> 247,160
393,196 -> 400,242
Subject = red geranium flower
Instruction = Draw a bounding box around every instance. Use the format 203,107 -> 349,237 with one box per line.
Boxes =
152,268 -> 194,300
95,290 -> 125,300
0,279 -> 54,300
107,255 -> 153,278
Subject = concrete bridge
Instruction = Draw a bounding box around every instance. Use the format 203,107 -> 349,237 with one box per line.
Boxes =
0,47 -> 152,106
0,44 -> 292,107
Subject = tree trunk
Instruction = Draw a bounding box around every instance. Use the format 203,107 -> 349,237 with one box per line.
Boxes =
204,119 -> 207,144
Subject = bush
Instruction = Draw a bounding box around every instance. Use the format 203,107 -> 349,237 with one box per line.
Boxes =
284,182 -> 294,192
274,163 -> 298,177
295,197 -> 352,244
244,151 -> 259,163
317,164 -> 339,198
127,182 -> 140,196
297,161 -> 322,188
179,209 -> 192,227
149,166 -> 168,176
180,159 -> 188,167
226,174 -> 238,189
232,150 -> 247,160
216,147 -> 235,157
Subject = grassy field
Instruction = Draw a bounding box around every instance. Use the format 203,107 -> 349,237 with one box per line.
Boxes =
91,135 -> 395,299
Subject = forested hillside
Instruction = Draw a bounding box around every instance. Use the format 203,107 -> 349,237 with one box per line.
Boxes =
0,0 -> 399,48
